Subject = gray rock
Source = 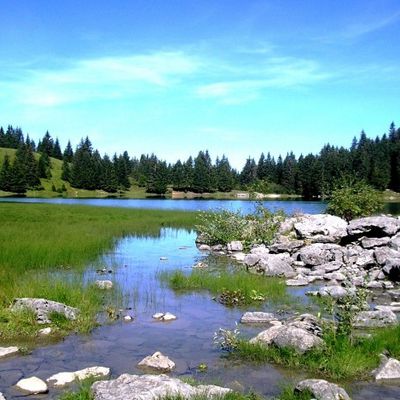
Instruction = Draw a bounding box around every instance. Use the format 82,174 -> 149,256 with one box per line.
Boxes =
91,374 -> 231,400
278,217 -> 297,235
11,298 -> 79,324
316,285 -> 355,299
299,243 -> 343,266
198,244 -> 211,251
269,238 -> 304,254
323,261 -> 344,273
257,254 -> 296,277
95,280 -> 113,290
286,276 -> 309,286
243,253 -> 261,267
295,379 -> 351,400
240,312 -> 277,324
138,351 -> 175,372
347,216 -> 400,237
373,355 -> 400,380
388,289 -> 400,301
272,326 -> 324,354
231,252 -> 246,262
287,314 -> 323,337
227,241 -> 243,252
383,258 -> 400,281
353,309 -> 398,328
375,247 -> 400,265
294,214 -> 348,243
249,325 -> 284,345
354,248 -> 376,268
324,272 -> 346,281
361,237 -> 391,249
390,233 -> 400,251
0,346 -> 19,359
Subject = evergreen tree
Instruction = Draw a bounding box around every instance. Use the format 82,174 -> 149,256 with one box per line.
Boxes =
193,151 -> 213,193
63,141 -> 74,162
281,152 -> 297,194
101,155 -> 118,192
113,154 -> 131,190
71,137 -> 98,189
52,138 -> 63,159
240,157 -> 257,186
0,155 -> 12,192
38,131 -> 54,156
38,152 -> 52,178
216,155 -> 234,192
146,160 -> 169,194
171,160 -> 185,191
61,159 -> 71,182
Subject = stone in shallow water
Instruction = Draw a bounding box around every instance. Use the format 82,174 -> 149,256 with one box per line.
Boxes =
92,374 -> 231,400
240,311 -> 277,324
47,366 -> 110,387
0,392 -> 5,400
16,376 -> 48,394
0,346 -> 19,359
95,280 -> 113,290
152,312 -> 177,321
295,379 -> 350,400
138,351 -> 175,372
272,326 -> 324,354
353,309 -> 397,328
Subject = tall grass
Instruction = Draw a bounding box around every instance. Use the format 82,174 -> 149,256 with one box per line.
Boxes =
232,324 -> 400,381
0,203 -> 197,341
159,269 -> 290,306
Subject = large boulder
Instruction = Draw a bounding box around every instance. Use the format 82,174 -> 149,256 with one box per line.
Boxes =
257,254 -> 296,277
375,247 -> 400,266
295,379 -> 351,400
11,298 -> 79,324
294,214 -> 348,243
272,326 -> 324,354
299,244 -> 344,267
353,309 -> 397,328
347,216 -> 400,237
361,237 -> 391,249
91,374 -> 231,400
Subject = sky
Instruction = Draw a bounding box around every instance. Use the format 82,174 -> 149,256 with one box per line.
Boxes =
1,0 -> 399,169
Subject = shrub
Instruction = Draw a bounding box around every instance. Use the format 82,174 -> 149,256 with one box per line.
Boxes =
326,179 -> 383,221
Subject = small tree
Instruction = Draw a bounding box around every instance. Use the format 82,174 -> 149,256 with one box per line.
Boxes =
327,179 -> 383,221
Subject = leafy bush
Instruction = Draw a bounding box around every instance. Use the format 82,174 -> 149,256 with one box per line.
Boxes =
196,205 -> 284,246
326,179 -> 383,221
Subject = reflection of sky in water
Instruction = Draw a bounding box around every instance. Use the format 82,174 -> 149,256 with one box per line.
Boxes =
1,228 -> 399,399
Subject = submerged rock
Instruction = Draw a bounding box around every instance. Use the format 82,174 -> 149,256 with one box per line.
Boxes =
0,346 -> 19,359
152,312 -> 177,321
95,280 -> 113,290
373,355 -> 400,380
11,298 -> 79,324
91,374 -> 231,400
138,351 -> 175,372
295,379 -> 350,400
16,376 -> 48,394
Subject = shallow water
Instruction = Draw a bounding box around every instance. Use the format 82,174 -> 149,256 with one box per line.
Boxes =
1,228 -> 400,399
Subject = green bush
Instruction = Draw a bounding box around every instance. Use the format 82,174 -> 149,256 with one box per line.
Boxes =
326,179 -> 383,221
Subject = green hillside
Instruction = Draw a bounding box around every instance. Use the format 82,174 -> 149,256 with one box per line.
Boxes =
0,147 -> 147,198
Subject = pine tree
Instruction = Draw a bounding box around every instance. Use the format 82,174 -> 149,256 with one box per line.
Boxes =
146,160 -> 169,194
38,152 -> 52,178
52,138 -> 63,159
101,155 -> 118,192
240,157 -> 257,187
216,155 -> 234,192
38,131 -> 54,156
63,141 -> 74,162
0,155 -> 12,192
61,159 -> 71,182
193,151 -> 213,193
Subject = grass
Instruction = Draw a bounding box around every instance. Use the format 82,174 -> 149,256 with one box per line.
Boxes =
58,378 -> 95,400
159,269 -> 291,306
0,203 -> 197,342
231,324 -> 400,381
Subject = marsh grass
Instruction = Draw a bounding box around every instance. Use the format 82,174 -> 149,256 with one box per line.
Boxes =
232,323 -> 400,381
0,203 -> 196,341
159,269 -> 290,306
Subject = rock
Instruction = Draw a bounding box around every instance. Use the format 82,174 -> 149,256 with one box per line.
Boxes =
373,355 -> 400,380
123,315 -> 133,321
353,248 -> 376,268
240,312 -> 277,324
11,298 -> 79,324
249,325 -> 284,345
138,352 -> 175,372
375,304 -> 400,313
375,247 -> 400,265
160,257 -> 168,260
388,289 -> 400,301
361,237 -> 391,249
323,261 -> 344,273
47,366 -> 110,387
278,217 -> 297,235
269,238 -> 304,254
299,243 -> 343,266
286,276 -> 310,286
324,272 -> 346,281
198,244 -> 211,251
295,379 -> 350,400
0,346 -> 19,359
257,254 -> 296,277
294,214 -> 348,243
227,241 -> 243,252
231,252 -> 246,262
193,261 -> 208,269
38,327 -> 52,335
95,280 -> 113,290
91,374 -> 231,400
383,258 -> 400,281
272,326 -> 324,354
250,245 -> 269,256
347,216 -> 400,237
0,393 -> 5,400
16,376 -> 48,394
287,314 -> 323,337
152,312 -> 177,321
243,253 -> 261,267
390,233 -> 400,251
353,309 -> 398,328
316,285 -> 355,299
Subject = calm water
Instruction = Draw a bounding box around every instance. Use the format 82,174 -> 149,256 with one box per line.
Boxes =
0,228 -> 399,399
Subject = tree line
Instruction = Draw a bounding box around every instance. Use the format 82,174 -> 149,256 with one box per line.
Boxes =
0,122 -> 399,197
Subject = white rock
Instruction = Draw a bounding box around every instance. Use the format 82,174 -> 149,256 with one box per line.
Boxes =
227,241 -> 243,252
95,280 -> 113,290
198,244 -> 211,251
123,315 -> 133,321
38,327 -> 52,335
47,366 -> 110,387
16,376 -> 48,394
138,351 -> 175,372
152,312 -> 177,321
0,392 -> 5,400
193,261 -> 207,269
0,346 -> 19,359
152,313 -> 164,320
373,356 -> 400,380
240,312 -> 277,324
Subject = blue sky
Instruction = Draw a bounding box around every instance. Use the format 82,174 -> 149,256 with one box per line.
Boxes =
1,0 -> 399,168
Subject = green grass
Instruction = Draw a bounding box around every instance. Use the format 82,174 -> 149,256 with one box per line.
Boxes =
58,378 -> 95,400
0,203 -> 197,342
159,269 -> 290,306
231,324 -> 400,381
